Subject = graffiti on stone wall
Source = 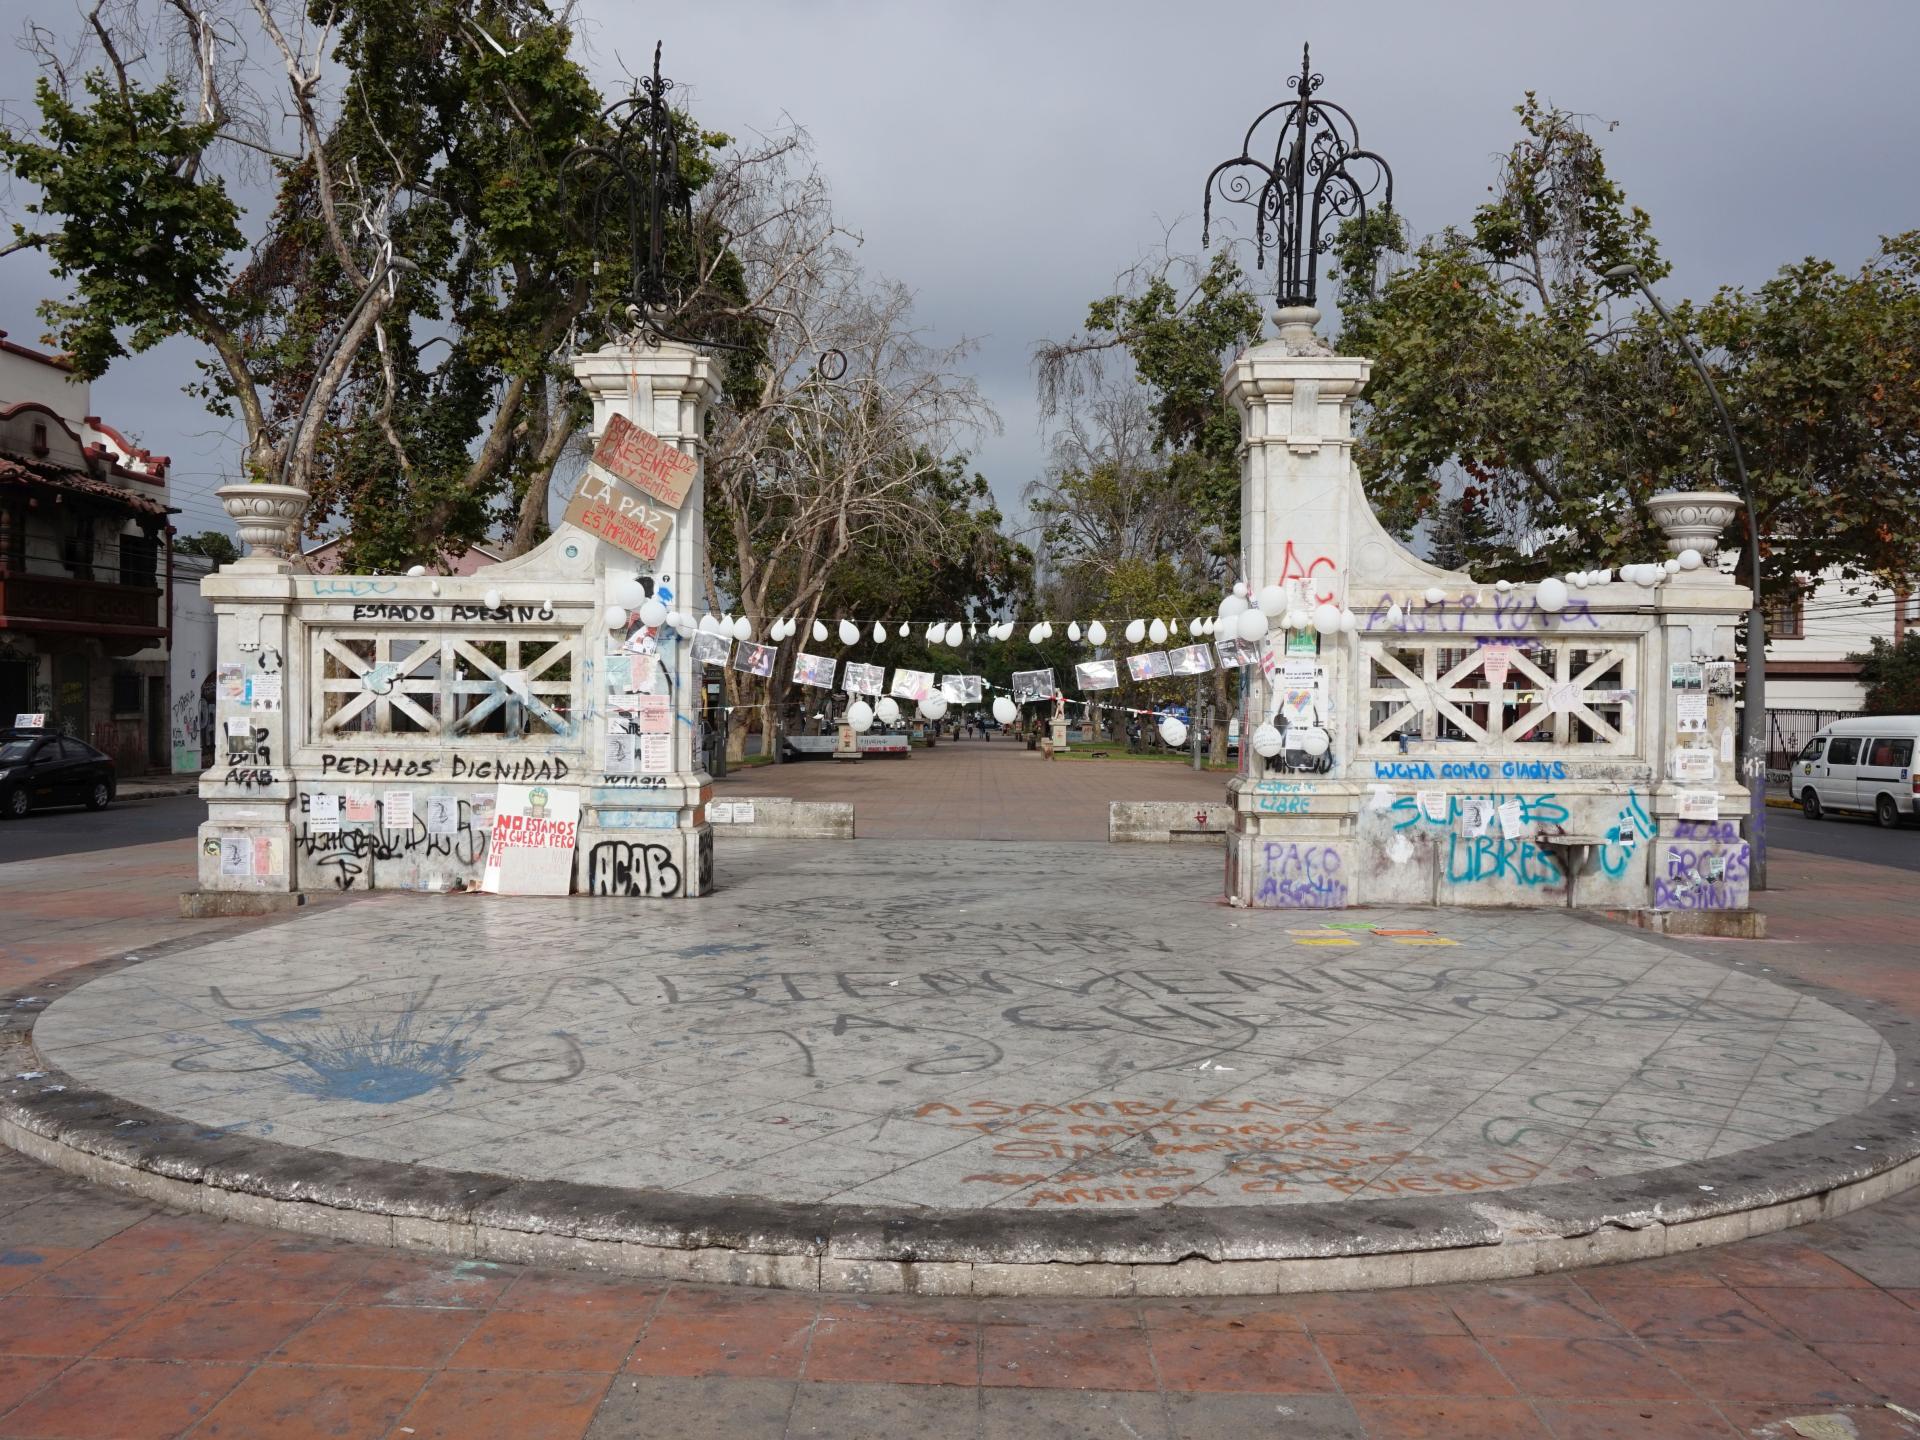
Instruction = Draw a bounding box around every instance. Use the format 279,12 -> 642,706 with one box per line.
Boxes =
585,840 -> 682,898
1363,592 -> 1603,634
1255,841 -> 1348,908
1656,820 -> 1751,910
293,792 -> 490,890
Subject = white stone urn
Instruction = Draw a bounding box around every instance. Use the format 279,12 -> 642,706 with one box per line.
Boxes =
1648,489 -> 1742,556
216,482 -> 308,560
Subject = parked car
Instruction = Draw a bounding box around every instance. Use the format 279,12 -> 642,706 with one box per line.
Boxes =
1793,716 -> 1920,827
0,729 -> 117,818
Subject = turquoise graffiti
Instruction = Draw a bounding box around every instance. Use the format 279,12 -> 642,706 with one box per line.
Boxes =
1389,793 -> 1570,890
1599,790 -> 1655,877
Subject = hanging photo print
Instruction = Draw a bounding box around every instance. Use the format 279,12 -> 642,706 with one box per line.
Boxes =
890,668 -> 935,701
941,674 -> 983,703
1126,650 -> 1172,681
732,641 -> 776,678
1214,636 -> 1257,669
1168,643 -> 1214,676
792,652 -> 839,689
692,631 -> 733,667
1011,668 -> 1056,703
844,661 -> 885,696
1074,659 -> 1120,692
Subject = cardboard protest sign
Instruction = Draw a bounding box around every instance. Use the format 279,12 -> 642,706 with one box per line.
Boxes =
479,783 -> 580,896
564,471 -> 675,563
590,412 -> 698,509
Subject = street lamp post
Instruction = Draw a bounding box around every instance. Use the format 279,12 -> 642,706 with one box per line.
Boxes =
1604,262 -> 1767,891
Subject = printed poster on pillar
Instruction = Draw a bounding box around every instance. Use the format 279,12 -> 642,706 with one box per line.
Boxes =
479,782 -> 581,895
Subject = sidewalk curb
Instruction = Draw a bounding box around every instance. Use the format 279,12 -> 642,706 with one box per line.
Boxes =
117,780 -> 203,801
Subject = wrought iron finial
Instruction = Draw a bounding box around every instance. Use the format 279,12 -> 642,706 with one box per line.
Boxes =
1200,44 -> 1393,309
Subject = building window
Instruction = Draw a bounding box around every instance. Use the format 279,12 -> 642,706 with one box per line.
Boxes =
1764,591 -> 1805,641
111,671 -> 142,717
119,532 -> 157,587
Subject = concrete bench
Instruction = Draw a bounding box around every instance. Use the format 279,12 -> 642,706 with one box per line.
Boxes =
1110,801 -> 1230,844
708,796 -> 855,839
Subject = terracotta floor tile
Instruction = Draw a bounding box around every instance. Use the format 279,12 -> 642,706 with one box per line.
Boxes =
0,1295 -> 153,1357
1892,1290 -> 1920,1311
273,1304 -> 483,1367
1701,1241 -> 1875,1290
1577,1259 -> 1727,1297
1639,1337 -> 1870,1405
803,1316 -> 979,1386
980,1324 -> 1157,1390
1588,1285 -> 1794,1341
816,1293 -> 989,1326
193,1363 -> 428,1440
1282,1289 -> 1469,1335
1445,1279 -> 1628,1340
1533,1399 -> 1737,1438
1739,1286 -> 1920,1345
1314,1331 -> 1515,1397
625,1310 -> 813,1380
974,1298 -> 1143,1330
498,1268 -> 668,1315
94,1299 -> 321,1363
1480,1336 -> 1694,1401
1809,1342 -> 1920,1397
0,1355 -> 69,1414
1148,1325 -> 1335,1393
1136,1296 -> 1305,1332
446,1308 -> 645,1373
177,1247 -> 369,1305
0,1357 -> 245,1439
650,1285 -> 819,1323
391,1368 -> 610,1440
25,1239 -> 232,1300
336,1254 -> 516,1309
1350,1395 -> 1546,1438
0,1249 -> 83,1295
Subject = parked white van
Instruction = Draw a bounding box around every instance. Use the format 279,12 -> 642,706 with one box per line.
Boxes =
1793,716 -> 1920,827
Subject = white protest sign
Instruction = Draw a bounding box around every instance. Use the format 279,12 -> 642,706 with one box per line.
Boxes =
1497,798 -> 1525,838
479,783 -> 580,895
308,792 -> 340,834
12,713 -> 45,729
1677,790 -> 1721,821
382,790 -> 414,830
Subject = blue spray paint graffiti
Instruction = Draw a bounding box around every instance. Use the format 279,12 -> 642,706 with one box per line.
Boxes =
229,1003 -> 489,1103
1599,790 -> 1656,877
1255,842 -> 1348,908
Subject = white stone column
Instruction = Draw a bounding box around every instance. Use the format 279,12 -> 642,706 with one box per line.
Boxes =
570,340 -> 721,898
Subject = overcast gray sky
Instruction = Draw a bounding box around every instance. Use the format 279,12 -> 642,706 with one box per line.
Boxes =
4,0 -> 1917,542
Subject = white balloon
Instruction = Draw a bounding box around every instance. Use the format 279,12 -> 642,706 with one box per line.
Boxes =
875,696 -> 901,724
1125,619 -> 1147,644
406,564 -> 427,577
1300,726 -> 1330,757
1159,717 -> 1188,747
1219,594 -> 1248,619
1536,577 -> 1570,613
1252,722 -> 1285,758
811,620 -> 828,642
969,623 -> 978,640
1313,603 -> 1342,635
1634,565 -> 1660,588
604,604 -> 630,629
1256,584 -> 1287,617
1664,557 -> 1682,574
1039,622 -> 1055,641
928,622 -> 947,645
839,618 -> 860,646
1385,603 -> 1405,627
1067,621 -> 1082,642
1282,608 -> 1309,632
1188,617 -> 1204,637
639,598 -> 668,629
1027,622 -> 1046,644
607,575 -> 648,610
1232,580 -> 1249,597
1593,568 -> 1614,584
1424,586 -> 1447,605
1087,620 -> 1108,645
1677,548 -> 1703,571
950,619 -> 964,641
1339,607 -> 1360,633
1494,579 -> 1512,593
1235,609 -> 1268,642
698,613 -> 720,634
732,616 -> 753,641
992,696 -> 1018,725
919,693 -> 948,720
483,588 -> 502,611
846,699 -> 875,733
673,616 -> 695,639
897,621 -> 910,638
1148,618 -> 1168,644
872,620 -> 887,643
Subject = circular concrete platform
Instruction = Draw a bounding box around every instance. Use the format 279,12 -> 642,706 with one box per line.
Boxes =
4,841 -> 1916,1296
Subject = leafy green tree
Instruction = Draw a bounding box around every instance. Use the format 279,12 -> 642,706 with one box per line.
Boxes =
1853,632 -> 1920,715
172,530 -> 239,566
2,0 -> 747,569
1336,96 -> 1920,601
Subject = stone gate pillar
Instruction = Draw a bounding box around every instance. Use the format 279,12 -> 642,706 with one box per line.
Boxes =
570,340 -> 721,898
